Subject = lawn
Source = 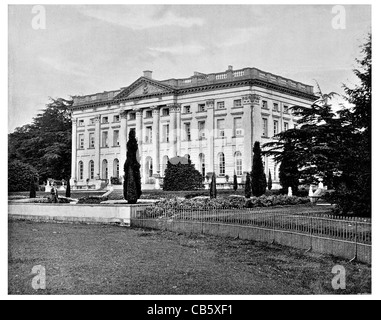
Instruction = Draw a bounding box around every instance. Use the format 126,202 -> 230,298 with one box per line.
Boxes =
8,220 -> 371,295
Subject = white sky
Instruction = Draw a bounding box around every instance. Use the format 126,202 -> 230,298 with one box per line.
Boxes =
8,4 -> 371,132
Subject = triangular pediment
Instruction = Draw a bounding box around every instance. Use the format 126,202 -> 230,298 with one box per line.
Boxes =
114,77 -> 175,100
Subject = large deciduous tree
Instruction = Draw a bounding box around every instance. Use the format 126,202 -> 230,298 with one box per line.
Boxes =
9,98 -> 73,184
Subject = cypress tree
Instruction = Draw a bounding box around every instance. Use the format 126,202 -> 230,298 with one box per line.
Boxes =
29,175 -> 36,198
66,177 -> 71,198
123,130 -> 142,204
233,174 -> 238,191
210,172 -> 217,199
251,141 -> 267,196
245,173 -> 252,199
267,170 -> 273,191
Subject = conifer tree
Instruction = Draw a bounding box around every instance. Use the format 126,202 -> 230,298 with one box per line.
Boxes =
123,130 -> 142,204
251,141 -> 267,196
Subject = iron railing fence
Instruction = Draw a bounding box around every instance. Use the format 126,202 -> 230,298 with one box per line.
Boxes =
131,206 -> 371,263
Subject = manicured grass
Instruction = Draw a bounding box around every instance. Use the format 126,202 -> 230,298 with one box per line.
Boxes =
8,220 -> 371,295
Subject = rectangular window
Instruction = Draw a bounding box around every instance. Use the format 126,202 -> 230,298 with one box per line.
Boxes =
184,123 -> 191,141
113,130 -> 119,146
102,116 -> 108,124
273,120 -> 279,136
273,103 -> 279,112
113,115 -> 120,122
233,99 -> 242,108
146,110 -> 152,119
78,120 -> 84,126
89,133 -> 95,148
234,117 -> 243,136
129,113 -> 136,120
145,126 -> 152,143
162,108 -> 170,117
90,118 -> 95,125
284,122 -> 289,132
262,118 -> 268,137
217,101 -> 225,109
262,100 -> 268,109
79,134 -> 84,149
184,105 -> 191,114
198,121 -> 206,140
217,119 -> 225,138
163,124 -> 169,143
101,131 -> 109,148
198,104 -> 206,112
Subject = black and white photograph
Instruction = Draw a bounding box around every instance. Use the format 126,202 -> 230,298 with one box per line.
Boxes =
4,1 -> 376,301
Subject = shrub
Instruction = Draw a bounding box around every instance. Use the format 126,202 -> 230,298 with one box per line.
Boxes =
9,160 -> 39,192
77,196 -> 108,204
110,176 -> 122,185
163,160 -> 204,191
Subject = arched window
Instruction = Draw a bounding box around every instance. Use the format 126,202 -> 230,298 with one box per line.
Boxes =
218,153 -> 225,176
102,159 -> 108,180
113,159 -> 119,178
78,161 -> 84,180
199,153 -> 206,178
89,160 -> 94,180
235,152 -> 243,176
162,155 -> 169,174
146,157 -> 153,178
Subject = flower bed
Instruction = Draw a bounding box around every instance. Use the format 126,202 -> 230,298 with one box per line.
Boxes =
142,195 -> 311,218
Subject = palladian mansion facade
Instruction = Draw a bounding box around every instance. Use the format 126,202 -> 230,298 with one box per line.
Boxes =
69,66 -> 316,189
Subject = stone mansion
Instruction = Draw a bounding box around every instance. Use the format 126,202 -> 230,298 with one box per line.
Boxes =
69,66 -> 316,189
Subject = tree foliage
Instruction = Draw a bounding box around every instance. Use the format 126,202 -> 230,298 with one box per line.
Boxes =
123,130 -> 142,203
263,34 -> 371,216
9,160 -> 39,192
251,141 -> 267,196
9,98 -> 73,184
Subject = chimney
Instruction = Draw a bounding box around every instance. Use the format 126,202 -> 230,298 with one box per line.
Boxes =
143,70 -> 153,79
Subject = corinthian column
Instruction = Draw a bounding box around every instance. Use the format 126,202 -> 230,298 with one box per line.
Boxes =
94,115 -> 101,179
152,106 -> 160,174
242,94 -> 261,174
206,99 -> 215,174
119,110 -> 128,167
136,110 -> 143,162
70,117 -> 77,184
169,104 -> 178,158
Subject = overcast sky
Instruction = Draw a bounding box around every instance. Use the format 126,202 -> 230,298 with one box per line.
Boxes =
8,4 -> 371,132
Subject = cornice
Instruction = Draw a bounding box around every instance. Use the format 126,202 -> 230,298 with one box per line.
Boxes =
70,78 -> 317,111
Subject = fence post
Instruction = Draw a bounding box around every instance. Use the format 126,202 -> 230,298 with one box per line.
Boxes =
271,213 -> 275,244
350,221 -> 358,262
306,216 -> 313,253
